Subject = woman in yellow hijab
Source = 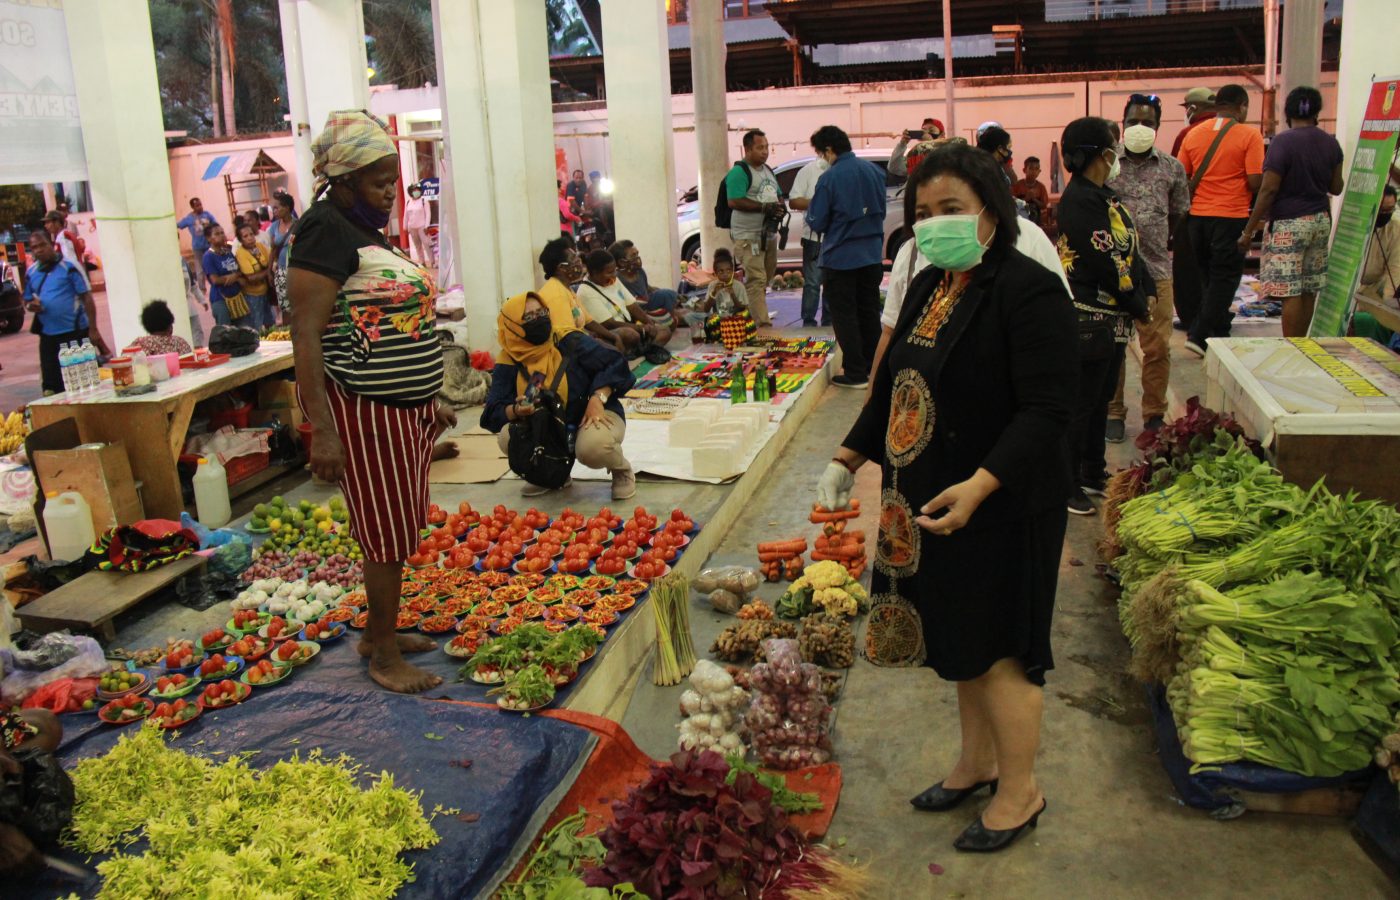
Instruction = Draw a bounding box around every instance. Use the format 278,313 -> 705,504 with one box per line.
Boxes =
485,292 -> 639,500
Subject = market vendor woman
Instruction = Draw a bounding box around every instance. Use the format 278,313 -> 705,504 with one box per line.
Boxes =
817,143 -> 1077,852
288,109 -> 454,694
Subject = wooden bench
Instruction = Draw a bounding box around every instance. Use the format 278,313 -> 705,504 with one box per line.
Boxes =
17,555 -> 207,643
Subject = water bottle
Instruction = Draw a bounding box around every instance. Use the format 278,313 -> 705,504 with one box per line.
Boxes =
58,343 -> 75,395
79,339 -> 98,391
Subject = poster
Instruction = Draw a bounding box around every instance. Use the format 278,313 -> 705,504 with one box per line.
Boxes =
0,0 -> 87,185
1310,76 -> 1400,337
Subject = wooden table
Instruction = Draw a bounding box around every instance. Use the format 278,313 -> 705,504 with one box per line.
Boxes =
27,346 -> 295,519
17,555 -> 207,642
1355,294 -> 1400,335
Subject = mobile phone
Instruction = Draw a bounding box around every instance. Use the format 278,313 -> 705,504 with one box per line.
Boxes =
524,371 -> 545,404
905,129 -> 926,140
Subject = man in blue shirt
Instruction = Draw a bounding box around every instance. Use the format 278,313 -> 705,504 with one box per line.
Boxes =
805,125 -> 887,388
24,230 -> 110,394
177,197 -> 219,302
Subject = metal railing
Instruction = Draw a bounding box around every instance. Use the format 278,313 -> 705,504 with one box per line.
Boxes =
1044,0 -> 1263,21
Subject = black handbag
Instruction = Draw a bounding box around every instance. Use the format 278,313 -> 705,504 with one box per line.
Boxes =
506,357 -> 575,489
0,748 -> 75,849
1077,313 -> 1117,363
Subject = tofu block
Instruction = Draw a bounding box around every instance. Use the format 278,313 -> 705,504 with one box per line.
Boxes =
708,422 -> 752,448
714,416 -> 757,444
669,415 -> 711,448
693,440 -> 743,478
685,398 -> 726,417
725,405 -> 768,431
678,402 -> 720,425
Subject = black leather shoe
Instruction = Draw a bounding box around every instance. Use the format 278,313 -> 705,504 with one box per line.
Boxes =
953,799 -> 1047,852
909,779 -> 998,812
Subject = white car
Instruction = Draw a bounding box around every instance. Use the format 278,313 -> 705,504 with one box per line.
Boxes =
675,149 -> 910,268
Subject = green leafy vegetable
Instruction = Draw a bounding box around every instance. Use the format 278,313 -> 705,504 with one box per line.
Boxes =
725,753 -> 824,814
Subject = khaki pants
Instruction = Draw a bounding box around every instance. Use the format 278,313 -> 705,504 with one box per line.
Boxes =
1109,281 -> 1174,423
497,411 -> 631,476
733,237 -> 776,326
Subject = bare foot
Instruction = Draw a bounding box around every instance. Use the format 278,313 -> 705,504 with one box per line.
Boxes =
368,656 -> 443,694
357,633 -> 438,657
432,441 -> 460,461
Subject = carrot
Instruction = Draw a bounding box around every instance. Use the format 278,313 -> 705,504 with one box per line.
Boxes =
758,551 -> 802,563
812,547 -> 863,562
842,530 -> 866,543
757,539 -> 808,554
809,509 -> 860,523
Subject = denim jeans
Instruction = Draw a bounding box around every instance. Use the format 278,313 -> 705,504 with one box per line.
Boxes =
800,238 -> 826,325
643,288 -> 679,314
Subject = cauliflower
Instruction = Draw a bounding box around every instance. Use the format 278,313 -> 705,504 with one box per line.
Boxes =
807,560 -> 847,590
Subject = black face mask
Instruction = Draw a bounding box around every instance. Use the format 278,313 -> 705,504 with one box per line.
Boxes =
522,317 -> 552,345
1378,211 -> 1394,230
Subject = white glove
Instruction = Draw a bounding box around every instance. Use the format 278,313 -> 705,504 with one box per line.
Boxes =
817,461 -> 856,511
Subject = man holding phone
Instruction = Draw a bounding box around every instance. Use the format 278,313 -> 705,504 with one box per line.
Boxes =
888,117 -> 943,179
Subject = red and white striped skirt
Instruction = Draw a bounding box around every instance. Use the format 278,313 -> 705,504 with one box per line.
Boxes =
301,379 -> 434,563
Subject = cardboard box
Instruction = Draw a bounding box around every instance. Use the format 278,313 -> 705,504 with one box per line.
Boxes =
32,443 -> 144,534
254,378 -> 303,428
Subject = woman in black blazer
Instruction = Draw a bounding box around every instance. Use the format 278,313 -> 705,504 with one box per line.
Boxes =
817,143 -> 1077,852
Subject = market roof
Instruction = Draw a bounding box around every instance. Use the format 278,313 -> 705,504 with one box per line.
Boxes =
200,149 -> 284,181
766,0 -> 1041,45
667,16 -> 789,51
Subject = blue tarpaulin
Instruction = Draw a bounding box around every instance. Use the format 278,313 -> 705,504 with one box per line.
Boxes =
35,684 -> 595,899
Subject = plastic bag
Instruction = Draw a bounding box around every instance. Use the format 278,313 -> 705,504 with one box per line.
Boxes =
0,635 -> 106,704
0,749 -> 75,848
694,566 -> 761,598
20,677 -> 97,714
709,588 -> 742,614
2,633 -> 81,671
180,512 -> 242,549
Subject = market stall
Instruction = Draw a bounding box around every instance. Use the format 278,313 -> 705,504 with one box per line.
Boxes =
1203,336 -> 1400,504
26,345 -> 296,519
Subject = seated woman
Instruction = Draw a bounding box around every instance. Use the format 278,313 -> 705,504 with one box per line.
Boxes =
130,300 -> 194,356
575,249 -> 673,357
610,239 -> 683,326
685,248 -> 755,345
483,293 -> 638,500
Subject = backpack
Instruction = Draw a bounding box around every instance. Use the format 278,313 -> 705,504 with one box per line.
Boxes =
714,161 -> 752,230
507,358 -> 575,489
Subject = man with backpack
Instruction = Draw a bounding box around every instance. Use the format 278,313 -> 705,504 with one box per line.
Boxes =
718,129 -> 784,327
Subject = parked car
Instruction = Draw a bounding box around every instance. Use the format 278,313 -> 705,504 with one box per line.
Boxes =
675,149 -> 908,269
0,260 -> 24,334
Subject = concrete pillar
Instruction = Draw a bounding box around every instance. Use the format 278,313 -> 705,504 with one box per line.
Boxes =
601,0 -> 681,284
277,0 -> 316,210
689,0 -> 729,269
1280,0 -> 1324,118
432,0 -> 558,351
1334,0 -> 1393,166
294,0 -> 370,140
63,0 -> 190,348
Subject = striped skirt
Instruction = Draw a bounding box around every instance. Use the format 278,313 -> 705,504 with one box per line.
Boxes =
302,379 -> 435,563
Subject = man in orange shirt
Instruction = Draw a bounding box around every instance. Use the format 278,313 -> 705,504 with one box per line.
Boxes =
1176,84 -> 1264,357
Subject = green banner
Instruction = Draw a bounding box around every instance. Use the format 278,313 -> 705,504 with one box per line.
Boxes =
1310,77 -> 1400,337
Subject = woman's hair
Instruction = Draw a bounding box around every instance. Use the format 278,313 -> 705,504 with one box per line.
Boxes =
236,222 -> 257,238
712,247 -> 734,268
275,192 -> 295,212
976,126 -> 1011,154
539,236 -> 573,279
909,143 -> 1019,253
1060,116 -> 1117,174
141,300 -> 175,335
202,222 -> 222,240
584,248 -> 615,275
1285,86 -> 1323,122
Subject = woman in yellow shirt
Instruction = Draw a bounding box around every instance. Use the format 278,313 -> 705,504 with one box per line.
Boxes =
235,222 -> 275,328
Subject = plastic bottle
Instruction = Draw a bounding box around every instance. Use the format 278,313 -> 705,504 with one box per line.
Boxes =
79,338 -> 99,391
192,457 -> 231,528
42,491 -> 96,562
58,343 -> 75,395
729,361 -> 747,404
752,362 -> 770,402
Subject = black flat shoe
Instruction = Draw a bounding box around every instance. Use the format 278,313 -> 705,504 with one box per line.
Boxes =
909,779 -> 998,812
953,799 -> 1047,852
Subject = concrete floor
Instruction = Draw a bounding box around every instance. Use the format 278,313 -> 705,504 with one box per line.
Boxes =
87,298 -> 1393,898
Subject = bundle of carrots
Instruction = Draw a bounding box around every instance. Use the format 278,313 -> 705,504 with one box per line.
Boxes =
810,502 -> 866,579
757,538 -> 808,582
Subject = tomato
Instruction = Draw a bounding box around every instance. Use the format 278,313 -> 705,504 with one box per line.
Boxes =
173,699 -> 188,712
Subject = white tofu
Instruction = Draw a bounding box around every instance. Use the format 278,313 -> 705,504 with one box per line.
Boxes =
693,441 -> 742,478
713,416 -> 757,444
678,403 -> 720,425
725,405 -> 768,431
685,398 -> 726,417
708,422 -> 752,448
669,415 -> 710,448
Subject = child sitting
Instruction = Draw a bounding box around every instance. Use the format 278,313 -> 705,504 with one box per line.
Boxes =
130,300 -> 194,356
685,248 -> 754,346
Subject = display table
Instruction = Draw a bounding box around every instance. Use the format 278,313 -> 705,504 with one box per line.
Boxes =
27,345 -> 296,518
1204,336 -> 1400,504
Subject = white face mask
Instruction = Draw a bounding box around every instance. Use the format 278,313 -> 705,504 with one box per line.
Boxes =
1104,150 -> 1122,182
1123,123 -> 1157,154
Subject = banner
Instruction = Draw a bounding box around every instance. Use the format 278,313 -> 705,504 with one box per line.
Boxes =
1310,76 -> 1400,337
0,0 -> 86,185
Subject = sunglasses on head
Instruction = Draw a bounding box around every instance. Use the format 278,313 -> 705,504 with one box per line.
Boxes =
1128,93 -> 1160,106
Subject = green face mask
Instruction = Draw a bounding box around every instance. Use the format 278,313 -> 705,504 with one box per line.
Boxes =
913,208 -> 990,272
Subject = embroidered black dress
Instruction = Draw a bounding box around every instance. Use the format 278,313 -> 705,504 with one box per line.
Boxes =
842,246 -> 1079,684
